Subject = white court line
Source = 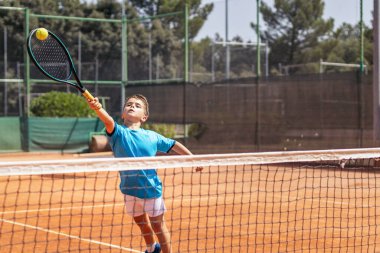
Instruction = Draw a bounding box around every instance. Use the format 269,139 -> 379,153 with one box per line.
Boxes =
0,218 -> 142,253
0,203 -> 124,215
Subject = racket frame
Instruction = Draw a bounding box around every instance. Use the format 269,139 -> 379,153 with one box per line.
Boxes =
27,28 -> 94,100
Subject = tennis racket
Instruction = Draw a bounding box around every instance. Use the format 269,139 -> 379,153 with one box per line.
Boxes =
26,28 -> 94,100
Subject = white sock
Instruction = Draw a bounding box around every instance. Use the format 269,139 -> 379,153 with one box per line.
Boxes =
147,242 -> 157,253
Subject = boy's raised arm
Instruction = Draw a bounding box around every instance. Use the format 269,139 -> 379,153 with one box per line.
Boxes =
87,97 -> 115,134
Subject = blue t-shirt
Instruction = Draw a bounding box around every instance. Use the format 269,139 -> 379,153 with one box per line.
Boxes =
107,122 -> 176,199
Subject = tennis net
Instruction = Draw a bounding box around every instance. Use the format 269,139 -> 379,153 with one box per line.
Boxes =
1,148 -> 380,252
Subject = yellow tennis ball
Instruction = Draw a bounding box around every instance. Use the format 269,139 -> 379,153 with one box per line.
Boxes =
36,28 -> 49,41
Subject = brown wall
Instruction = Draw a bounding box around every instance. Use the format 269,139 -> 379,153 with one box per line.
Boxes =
117,72 -> 374,154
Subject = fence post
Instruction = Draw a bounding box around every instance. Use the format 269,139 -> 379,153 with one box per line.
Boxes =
121,4 -> 127,112
184,3 -> 189,83
24,8 -> 30,117
24,7 -> 30,151
255,0 -> 261,151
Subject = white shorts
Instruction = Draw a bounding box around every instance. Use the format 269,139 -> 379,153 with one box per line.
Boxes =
124,195 -> 167,218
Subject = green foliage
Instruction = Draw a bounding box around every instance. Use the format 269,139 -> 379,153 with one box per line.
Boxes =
142,122 -> 206,140
0,0 -> 373,82
188,123 -> 206,140
251,0 -> 373,74
30,91 -> 96,117
143,123 -> 176,139
128,0 -> 213,39
0,0 -> 214,82
125,0 -> 214,80
255,0 -> 334,73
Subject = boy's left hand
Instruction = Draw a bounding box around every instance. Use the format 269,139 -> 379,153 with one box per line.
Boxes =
195,166 -> 203,172
87,97 -> 102,111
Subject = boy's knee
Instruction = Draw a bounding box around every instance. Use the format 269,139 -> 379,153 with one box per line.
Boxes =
136,221 -> 149,229
150,220 -> 163,233
134,216 -> 151,230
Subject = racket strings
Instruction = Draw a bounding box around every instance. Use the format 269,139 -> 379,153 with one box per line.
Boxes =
30,34 -> 72,80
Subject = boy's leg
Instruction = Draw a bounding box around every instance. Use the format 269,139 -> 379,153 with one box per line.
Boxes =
149,214 -> 172,253
125,195 -> 156,250
133,213 -> 156,250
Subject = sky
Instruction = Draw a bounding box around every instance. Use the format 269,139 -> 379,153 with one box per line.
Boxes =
195,0 -> 374,41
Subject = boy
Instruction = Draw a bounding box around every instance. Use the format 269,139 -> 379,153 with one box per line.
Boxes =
87,94 -> 197,253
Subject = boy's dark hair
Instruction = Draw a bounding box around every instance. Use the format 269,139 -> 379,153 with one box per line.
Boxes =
124,94 -> 149,116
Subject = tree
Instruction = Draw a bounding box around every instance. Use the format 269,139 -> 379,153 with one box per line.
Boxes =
125,0 -> 214,80
128,0 -> 213,40
253,0 -> 334,74
0,0 -> 214,85
295,20 -> 373,74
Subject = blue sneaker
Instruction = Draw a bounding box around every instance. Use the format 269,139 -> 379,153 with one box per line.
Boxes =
145,243 -> 161,253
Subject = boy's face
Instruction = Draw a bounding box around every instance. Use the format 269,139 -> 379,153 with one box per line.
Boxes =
122,97 -> 148,123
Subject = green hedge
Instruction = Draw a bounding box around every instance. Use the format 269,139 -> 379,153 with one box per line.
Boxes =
30,91 -> 96,117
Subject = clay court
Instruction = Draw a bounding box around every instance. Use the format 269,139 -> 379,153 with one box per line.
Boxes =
1,152 -> 379,252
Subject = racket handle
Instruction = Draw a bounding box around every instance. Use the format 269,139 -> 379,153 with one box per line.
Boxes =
82,90 -> 94,100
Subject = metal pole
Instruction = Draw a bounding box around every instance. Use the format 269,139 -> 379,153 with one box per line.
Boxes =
121,1 -> 127,111
211,41 -> 215,82
95,55 -> 99,96
4,27 -> 8,116
184,2 -> 190,145
374,0 -> 380,141
78,31 -> 82,79
189,50 -> 193,82
255,0 -> 261,150
265,42 -> 269,76
24,7 -> 30,151
358,0 -> 364,147
156,55 -> 159,79
149,32 -> 152,81
256,0 -> 261,77
360,0 -> 364,73
24,8 -> 30,117
16,62 -> 22,116
225,0 -> 230,79
184,3 -> 189,82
